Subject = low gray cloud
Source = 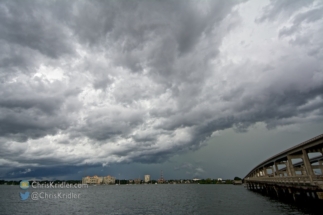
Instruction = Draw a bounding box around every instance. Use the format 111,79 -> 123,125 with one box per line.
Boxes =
0,0 -> 322,179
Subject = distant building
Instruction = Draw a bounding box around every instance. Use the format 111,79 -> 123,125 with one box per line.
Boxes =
157,178 -> 164,184
82,175 -> 102,184
134,178 -> 141,184
233,180 -> 242,185
217,178 -> 222,182
82,175 -> 115,184
144,175 -> 150,183
192,178 -> 200,181
103,175 -> 116,184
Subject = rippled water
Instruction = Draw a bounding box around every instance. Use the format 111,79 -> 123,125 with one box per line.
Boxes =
0,184 -> 320,215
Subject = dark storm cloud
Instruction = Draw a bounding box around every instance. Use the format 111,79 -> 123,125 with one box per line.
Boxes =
0,0 -> 322,179
5,165 -> 89,180
0,0 -> 74,59
0,77 -> 81,142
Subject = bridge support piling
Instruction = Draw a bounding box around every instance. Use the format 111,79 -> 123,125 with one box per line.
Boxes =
302,149 -> 314,182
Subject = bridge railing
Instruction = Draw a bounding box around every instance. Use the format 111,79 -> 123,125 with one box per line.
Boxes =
245,175 -> 323,185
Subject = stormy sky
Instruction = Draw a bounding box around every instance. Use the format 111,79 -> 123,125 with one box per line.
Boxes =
0,0 -> 322,181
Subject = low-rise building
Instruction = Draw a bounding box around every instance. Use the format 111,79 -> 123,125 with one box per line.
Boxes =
157,178 -> 164,184
82,175 -> 102,184
82,175 -> 115,184
103,175 -> 116,184
233,180 -> 242,185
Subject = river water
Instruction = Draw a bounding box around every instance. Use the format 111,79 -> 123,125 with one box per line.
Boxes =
0,184 -> 320,215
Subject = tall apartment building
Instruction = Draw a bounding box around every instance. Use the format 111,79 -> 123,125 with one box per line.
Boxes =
144,175 -> 150,183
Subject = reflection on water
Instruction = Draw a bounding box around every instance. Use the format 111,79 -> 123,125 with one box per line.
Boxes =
0,184 -> 320,215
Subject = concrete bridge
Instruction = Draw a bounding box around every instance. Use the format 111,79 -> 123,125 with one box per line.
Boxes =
244,133 -> 323,203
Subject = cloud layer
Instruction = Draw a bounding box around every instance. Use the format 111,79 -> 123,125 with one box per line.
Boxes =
0,0 -> 322,178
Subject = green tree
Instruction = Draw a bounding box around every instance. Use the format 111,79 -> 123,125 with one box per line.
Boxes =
206,178 -> 212,184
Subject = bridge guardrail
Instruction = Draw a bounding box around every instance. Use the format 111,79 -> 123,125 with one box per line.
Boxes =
245,175 -> 323,185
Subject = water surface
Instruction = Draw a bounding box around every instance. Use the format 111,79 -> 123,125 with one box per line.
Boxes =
0,184 -> 319,215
